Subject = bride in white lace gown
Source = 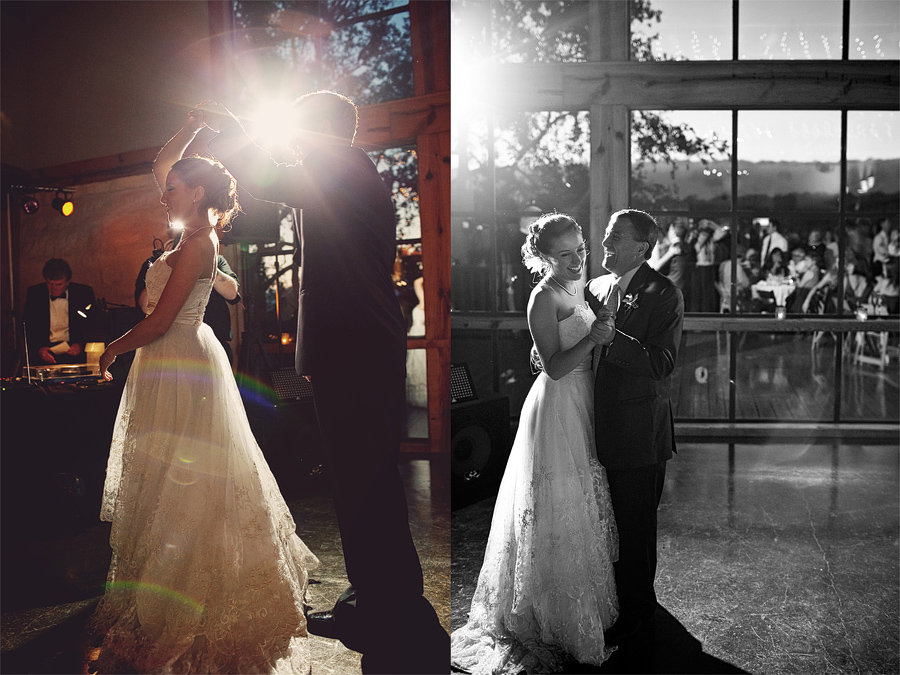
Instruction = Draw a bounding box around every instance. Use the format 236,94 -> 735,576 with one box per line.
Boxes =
89,113 -> 318,674
451,214 -> 619,674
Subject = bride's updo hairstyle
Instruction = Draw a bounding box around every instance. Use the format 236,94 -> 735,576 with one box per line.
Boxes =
171,156 -> 241,230
521,212 -> 582,276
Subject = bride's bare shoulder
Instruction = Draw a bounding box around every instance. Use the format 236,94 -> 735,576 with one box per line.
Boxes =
165,233 -> 216,277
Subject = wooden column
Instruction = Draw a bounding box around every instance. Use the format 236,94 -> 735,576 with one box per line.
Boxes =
404,0 -> 450,454
588,0 -> 630,274
589,103 -> 630,276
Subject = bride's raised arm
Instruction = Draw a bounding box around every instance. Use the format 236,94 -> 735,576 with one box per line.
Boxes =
152,106 -> 207,195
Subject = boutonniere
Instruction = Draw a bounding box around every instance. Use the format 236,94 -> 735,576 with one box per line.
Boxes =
622,293 -> 639,311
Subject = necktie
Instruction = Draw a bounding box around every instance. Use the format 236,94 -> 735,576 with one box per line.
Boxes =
607,283 -> 621,313
51,293 -> 66,301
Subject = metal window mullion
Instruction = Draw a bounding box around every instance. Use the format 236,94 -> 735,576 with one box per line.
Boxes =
729,109 -> 739,421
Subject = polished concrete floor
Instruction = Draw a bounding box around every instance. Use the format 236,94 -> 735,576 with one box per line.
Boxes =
1,459 -> 450,675
452,441 -> 899,674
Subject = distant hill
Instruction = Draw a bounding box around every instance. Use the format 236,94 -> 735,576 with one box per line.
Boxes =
638,158 -> 899,210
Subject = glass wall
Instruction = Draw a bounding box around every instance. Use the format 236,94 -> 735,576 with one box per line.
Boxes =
637,109 -> 898,317
231,1 -> 413,107
632,0 -> 733,61
451,109 -> 590,314
451,0 -> 899,425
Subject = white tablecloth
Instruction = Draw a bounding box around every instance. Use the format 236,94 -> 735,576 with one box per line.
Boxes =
752,280 -> 796,306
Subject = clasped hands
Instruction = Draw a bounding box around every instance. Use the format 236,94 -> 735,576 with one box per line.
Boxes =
530,309 -> 615,372
589,309 -> 616,346
185,100 -> 237,134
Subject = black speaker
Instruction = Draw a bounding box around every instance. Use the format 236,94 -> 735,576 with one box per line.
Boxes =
451,394 -> 511,510
240,368 -> 325,498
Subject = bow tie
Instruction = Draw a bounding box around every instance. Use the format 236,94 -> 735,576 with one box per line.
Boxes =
51,293 -> 67,301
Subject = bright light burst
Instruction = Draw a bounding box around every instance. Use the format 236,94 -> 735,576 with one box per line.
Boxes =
248,98 -> 298,153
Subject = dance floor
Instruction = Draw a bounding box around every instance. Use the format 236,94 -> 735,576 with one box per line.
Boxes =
0,459 -> 450,675
451,440 -> 899,674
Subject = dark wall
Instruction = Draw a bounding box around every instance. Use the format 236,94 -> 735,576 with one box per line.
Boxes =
1,0 -> 214,171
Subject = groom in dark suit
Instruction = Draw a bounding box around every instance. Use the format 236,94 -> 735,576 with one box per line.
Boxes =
586,209 -> 684,643
201,91 -> 447,674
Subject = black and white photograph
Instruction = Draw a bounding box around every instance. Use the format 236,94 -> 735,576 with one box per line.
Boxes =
450,1 -> 898,674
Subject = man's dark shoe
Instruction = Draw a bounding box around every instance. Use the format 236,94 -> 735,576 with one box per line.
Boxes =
603,613 -> 645,646
306,610 -> 343,640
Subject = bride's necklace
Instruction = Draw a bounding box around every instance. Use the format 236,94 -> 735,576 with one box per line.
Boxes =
548,275 -> 576,296
176,225 -> 214,249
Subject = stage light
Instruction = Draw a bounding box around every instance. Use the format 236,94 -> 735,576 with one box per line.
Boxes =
21,195 -> 40,214
52,191 -> 74,217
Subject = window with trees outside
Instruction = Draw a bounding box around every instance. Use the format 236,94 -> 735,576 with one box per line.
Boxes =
451,0 -> 898,424
219,1 -> 449,450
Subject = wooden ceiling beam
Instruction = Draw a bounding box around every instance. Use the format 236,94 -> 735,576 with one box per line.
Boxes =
480,60 -> 899,111
19,92 -> 449,188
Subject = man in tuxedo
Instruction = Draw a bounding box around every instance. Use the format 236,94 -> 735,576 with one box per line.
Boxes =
22,258 -> 95,365
200,91 -> 447,674
585,209 -> 684,643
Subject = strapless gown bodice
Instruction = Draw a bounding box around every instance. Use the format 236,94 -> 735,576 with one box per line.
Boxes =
145,252 -> 212,326
558,303 -> 595,373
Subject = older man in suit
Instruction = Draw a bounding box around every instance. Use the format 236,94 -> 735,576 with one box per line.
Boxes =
22,258 -> 95,365
200,91 -> 447,674
586,209 -> 684,644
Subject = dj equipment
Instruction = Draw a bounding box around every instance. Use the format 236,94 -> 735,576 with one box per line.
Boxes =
25,364 -> 101,384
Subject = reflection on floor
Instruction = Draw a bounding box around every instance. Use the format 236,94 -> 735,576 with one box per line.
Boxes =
1,459 -> 450,675
673,332 -> 899,422
452,441 -> 899,674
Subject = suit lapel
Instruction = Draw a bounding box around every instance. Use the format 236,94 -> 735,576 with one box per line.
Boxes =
617,263 -> 650,331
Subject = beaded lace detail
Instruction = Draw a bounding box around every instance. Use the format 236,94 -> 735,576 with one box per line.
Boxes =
451,301 -> 619,674
93,247 -> 318,673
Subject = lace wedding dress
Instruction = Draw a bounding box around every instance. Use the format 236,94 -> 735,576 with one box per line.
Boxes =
451,303 -> 619,674
91,251 -> 319,674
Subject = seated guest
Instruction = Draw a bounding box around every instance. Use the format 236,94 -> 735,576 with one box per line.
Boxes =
763,247 -> 788,281
806,228 -> 828,273
22,258 -> 95,365
871,257 -> 899,315
743,247 -> 762,284
751,247 -> 788,311
889,228 -> 900,258
843,254 -> 871,311
804,253 -> 870,314
872,217 -> 894,266
788,246 -> 820,313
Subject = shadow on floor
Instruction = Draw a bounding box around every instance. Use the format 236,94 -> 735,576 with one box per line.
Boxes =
450,603 -> 748,675
581,604 -> 747,674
